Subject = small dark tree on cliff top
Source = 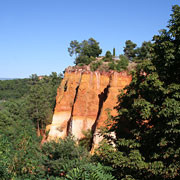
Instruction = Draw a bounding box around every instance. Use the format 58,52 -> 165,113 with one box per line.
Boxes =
113,48 -> 115,56
123,40 -> 137,61
135,41 -> 152,61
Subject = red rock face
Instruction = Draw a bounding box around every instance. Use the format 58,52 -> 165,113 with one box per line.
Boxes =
92,71 -> 132,151
48,71 -> 82,140
48,67 -> 131,151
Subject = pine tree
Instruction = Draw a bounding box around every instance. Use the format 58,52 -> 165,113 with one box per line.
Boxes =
113,48 -> 116,56
123,40 -> 137,61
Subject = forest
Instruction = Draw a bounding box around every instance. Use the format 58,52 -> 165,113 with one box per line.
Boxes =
0,5 -> 180,180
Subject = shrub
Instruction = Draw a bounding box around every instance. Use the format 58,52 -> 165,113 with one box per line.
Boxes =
116,55 -> 129,71
103,51 -> 113,62
90,60 -> 103,71
41,136 -> 115,179
78,129 -> 93,151
108,55 -> 129,72
75,55 -> 92,65
42,136 -> 90,178
108,61 -> 116,70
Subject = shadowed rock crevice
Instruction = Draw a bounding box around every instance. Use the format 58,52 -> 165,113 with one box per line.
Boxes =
67,72 -> 83,135
64,80 -> 68,92
90,83 -> 110,149
48,69 -> 132,149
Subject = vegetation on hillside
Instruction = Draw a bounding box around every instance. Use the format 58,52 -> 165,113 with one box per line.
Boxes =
0,78 -> 31,100
96,5 -> 180,180
68,34 -> 153,73
68,38 -> 102,65
0,4 -> 179,180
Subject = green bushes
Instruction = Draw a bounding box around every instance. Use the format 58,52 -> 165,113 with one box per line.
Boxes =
68,38 -> 102,65
0,99 -> 45,180
0,78 -> 31,100
65,162 -> 115,180
42,136 -> 89,178
108,55 -> 129,72
76,55 -> 96,65
96,5 -> 180,180
78,129 -> 93,151
103,50 -> 113,62
0,100 -> 115,179
116,55 -> 129,71
90,60 -> 103,71
89,53 -> 129,72
42,136 -> 115,179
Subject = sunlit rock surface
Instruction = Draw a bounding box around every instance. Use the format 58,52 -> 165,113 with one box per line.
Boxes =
48,66 -> 132,151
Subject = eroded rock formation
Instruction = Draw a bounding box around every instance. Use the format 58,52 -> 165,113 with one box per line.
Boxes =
48,66 -> 132,151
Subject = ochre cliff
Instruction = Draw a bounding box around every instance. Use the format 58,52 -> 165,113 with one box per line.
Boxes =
48,66 -> 132,150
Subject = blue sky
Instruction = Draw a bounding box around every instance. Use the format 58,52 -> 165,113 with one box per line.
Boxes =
0,0 -> 179,78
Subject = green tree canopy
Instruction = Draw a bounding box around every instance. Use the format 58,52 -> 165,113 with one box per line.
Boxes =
68,40 -> 80,57
68,38 -> 102,65
152,5 -> 180,85
0,99 -> 45,179
136,41 -> 152,61
27,73 -> 62,135
97,5 -> 180,180
123,40 -> 137,61
105,50 -> 112,58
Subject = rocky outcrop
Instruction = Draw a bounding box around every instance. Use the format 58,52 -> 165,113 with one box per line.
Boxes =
48,66 -> 132,151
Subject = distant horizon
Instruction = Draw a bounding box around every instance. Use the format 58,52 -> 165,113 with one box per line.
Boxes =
0,77 -> 22,80
0,72 -> 62,80
0,0 -> 179,78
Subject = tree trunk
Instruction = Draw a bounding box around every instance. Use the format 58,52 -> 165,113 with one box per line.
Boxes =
37,121 -> 40,136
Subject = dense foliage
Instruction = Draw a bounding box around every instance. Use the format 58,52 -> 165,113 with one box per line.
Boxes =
103,50 -> 113,62
0,4 -> 179,180
0,78 -> 31,100
135,41 -> 152,61
0,72 -> 115,179
0,72 -> 62,179
42,136 -> 115,179
90,60 -> 103,71
68,36 -> 152,72
27,72 -> 62,135
108,55 -> 129,72
123,40 -> 137,61
96,5 -> 180,180
0,99 -> 45,179
68,38 -> 102,65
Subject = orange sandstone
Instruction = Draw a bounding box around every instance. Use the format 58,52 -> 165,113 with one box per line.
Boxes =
48,66 -> 132,151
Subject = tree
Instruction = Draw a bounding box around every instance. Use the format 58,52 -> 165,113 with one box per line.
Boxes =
42,136 -> 115,179
123,40 -> 137,61
27,73 -> 62,136
68,40 -> 80,57
136,41 -> 152,61
27,81 -> 51,136
97,5 -> 180,180
0,99 -> 45,179
105,50 -> 112,58
113,48 -> 116,56
75,55 -> 93,65
102,50 -> 113,63
152,5 -> 180,85
0,72 -> 62,179
116,55 -> 129,71
68,38 -> 102,65
82,38 -> 102,58
0,78 -> 31,100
